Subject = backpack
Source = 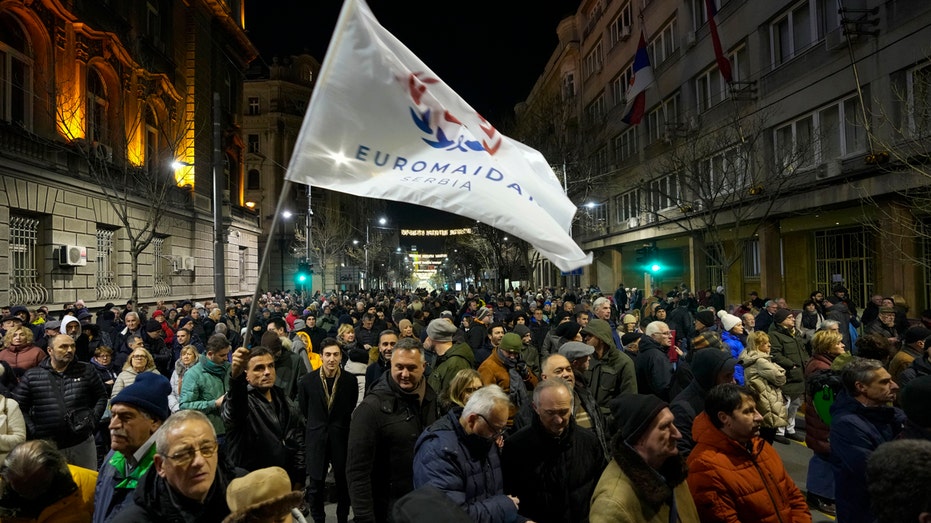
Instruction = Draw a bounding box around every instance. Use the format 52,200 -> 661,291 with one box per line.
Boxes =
807,369 -> 844,426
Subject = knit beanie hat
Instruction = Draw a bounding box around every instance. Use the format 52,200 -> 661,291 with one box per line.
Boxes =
474,307 -> 492,323
901,375 -> 931,428
426,319 -> 457,342
772,308 -> 793,326
111,372 -> 171,421
499,333 -> 523,353
554,321 -> 582,340
512,324 -> 531,338
717,310 -> 742,332
146,319 -> 162,333
695,310 -> 716,328
610,394 -> 669,445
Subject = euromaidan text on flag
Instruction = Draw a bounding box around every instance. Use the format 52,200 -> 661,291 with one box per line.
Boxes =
284,0 -> 592,272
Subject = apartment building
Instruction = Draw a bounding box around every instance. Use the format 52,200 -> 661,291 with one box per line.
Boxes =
519,0 -> 931,309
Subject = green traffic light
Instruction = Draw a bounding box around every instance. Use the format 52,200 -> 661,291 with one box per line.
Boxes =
297,274 -> 307,282
650,263 -> 661,272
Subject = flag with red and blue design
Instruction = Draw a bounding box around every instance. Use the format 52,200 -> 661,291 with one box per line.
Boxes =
622,32 -> 655,126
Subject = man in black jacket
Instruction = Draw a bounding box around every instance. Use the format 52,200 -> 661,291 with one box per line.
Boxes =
347,338 -> 438,523
221,346 -> 305,487
298,338 -> 358,523
13,334 -> 107,470
502,378 -> 606,523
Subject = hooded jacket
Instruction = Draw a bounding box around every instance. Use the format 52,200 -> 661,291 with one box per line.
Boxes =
829,390 -> 905,523
503,413 -> 606,523
768,324 -> 809,397
178,355 -> 230,436
427,342 -> 475,401
739,349 -> 788,429
687,413 -> 811,523
634,334 -> 673,401
670,349 -> 733,457
590,443 -> 699,523
413,409 -> 526,523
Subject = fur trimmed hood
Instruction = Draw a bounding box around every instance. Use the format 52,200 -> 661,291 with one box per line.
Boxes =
613,440 -> 689,511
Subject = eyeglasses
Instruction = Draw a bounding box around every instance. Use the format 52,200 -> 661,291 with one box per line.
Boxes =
162,441 -> 218,467
478,414 -> 507,438
131,355 -> 147,360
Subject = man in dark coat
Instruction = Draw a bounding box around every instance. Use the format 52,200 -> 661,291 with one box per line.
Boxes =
12,334 -> 108,470
830,357 -> 905,523
635,322 -> 675,401
502,378 -> 606,522
111,410 -> 238,523
669,349 -> 737,457
413,385 -> 526,523
298,338 -> 359,523
347,337 -> 438,523
221,346 -> 305,486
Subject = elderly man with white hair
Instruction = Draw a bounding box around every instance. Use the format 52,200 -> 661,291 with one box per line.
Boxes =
412,385 -> 526,523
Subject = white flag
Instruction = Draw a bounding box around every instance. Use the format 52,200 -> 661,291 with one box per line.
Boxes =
285,0 -> 592,272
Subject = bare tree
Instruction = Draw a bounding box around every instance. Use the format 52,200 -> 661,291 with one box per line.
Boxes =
53,70 -> 194,304
636,107 -> 816,282
857,57 -> 931,269
292,202 -> 355,292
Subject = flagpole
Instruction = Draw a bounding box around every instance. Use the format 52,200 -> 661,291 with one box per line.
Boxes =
243,177 -> 295,346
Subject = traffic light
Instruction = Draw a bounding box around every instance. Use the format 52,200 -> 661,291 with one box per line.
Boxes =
635,243 -> 663,273
295,262 -> 312,289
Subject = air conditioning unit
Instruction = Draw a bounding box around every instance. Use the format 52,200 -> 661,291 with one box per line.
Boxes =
620,25 -> 632,41
91,142 -> 113,161
686,31 -> 697,48
59,245 -> 88,267
628,216 -> 640,228
183,256 -> 196,271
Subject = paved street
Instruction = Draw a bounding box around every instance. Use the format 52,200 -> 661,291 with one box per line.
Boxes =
321,412 -> 837,522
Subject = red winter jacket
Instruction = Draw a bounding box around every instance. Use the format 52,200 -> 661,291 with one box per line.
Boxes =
687,412 -> 811,523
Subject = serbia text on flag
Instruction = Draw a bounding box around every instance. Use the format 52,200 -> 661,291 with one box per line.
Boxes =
284,0 -> 592,272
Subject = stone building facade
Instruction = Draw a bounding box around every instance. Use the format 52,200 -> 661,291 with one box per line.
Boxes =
520,0 -> 931,310
0,0 -> 261,309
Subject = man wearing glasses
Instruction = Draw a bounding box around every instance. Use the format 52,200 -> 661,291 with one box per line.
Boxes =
413,385 -> 527,523
111,409 -> 239,522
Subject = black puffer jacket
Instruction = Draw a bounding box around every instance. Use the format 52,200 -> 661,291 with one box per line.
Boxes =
221,373 -> 306,485
12,358 -> 108,448
502,414 -> 607,523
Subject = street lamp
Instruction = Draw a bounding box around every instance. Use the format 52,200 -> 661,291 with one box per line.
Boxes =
363,216 -> 388,290
279,210 -> 292,291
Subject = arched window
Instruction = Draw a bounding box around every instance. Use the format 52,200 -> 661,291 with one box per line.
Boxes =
87,69 -> 108,143
0,12 -> 34,129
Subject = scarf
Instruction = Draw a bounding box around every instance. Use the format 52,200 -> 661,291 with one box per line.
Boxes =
321,368 -> 341,412
109,444 -> 157,489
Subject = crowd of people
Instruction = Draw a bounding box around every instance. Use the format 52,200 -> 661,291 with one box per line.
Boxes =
0,283 -> 929,522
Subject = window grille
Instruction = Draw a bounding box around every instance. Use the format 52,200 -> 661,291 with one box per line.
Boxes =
743,239 -> 761,278
10,216 -> 48,305
153,237 -> 171,297
706,245 -> 725,289
814,227 -> 873,309
239,247 -> 248,291
96,228 -> 122,301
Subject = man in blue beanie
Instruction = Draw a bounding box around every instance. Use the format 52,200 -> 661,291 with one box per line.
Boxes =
93,372 -> 171,522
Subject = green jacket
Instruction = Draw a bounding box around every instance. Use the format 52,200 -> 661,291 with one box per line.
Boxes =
428,342 -> 475,398
586,348 -> 637,415
179,355 -> 230,435
767,324 -> 809,397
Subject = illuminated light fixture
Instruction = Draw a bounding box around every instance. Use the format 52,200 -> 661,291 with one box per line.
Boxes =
171,160 -> 194,170
245,201 -> 256,209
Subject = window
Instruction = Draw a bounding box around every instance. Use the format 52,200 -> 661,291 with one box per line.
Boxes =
248,134 -> 259,154
770,0 -> 838,67
614,127 -> 638,163
586,93 -> 606,124
648,18 -> 678,67
0,13 -> 34,129
87,69 -> 108,143
9,216 -> 47,305
697,146 -> 748,197
692,0 -> 720,30
144,106 -> 159,175
563,73 -> 576,99
705,244 -> 725,288
907,63 -> 931,137
608,2 -> 633,48
814,227 -> 873,308
743,239 -> 761,278
153,237 -> 170,297
695,46 -> 749,113
615,189 -> 641,223
96,227 -> 121,301
146,2 -> 161,44
610,64 -> 633,107
646,174 -> 679,213
583,42 -> 604,78
301,66 -> 313,83
593,146 -> 609,174
247,97 -> 260,116
247,168 -> 261,190
775,95 -> 865,169
239,246 -> 248,291
646,93 -> 679,143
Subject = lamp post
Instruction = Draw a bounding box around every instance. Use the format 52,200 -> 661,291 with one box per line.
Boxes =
363,216 -> 388,291
280,210 -> 292,291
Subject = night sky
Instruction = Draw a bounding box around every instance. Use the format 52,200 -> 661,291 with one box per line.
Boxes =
244,0 -> 580,231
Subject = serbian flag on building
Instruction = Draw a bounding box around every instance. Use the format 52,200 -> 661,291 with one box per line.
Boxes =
621,32 -> 655,125
284,0 -> 592,271
706,0 -> 733,83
